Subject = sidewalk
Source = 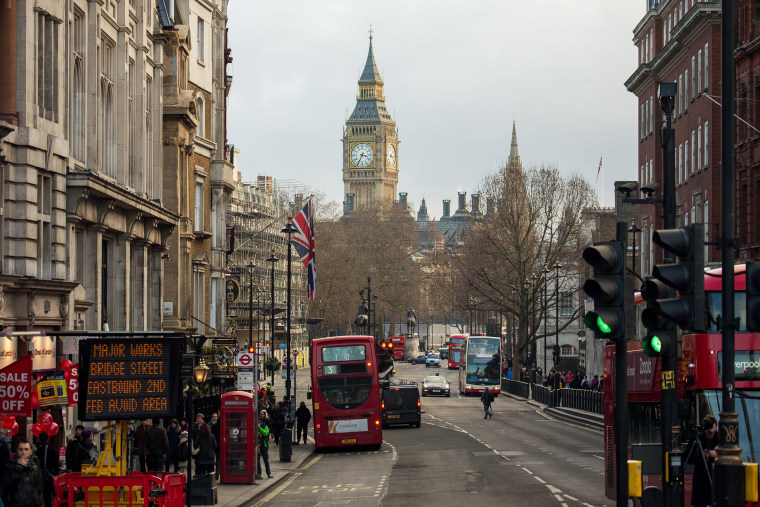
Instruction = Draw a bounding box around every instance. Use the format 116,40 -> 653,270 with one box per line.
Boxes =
216,439 -> 314,506
215,363 -> 314,506
502,391 -> 604,432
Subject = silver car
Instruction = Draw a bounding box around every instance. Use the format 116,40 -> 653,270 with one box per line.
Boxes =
422,375 -> 450,397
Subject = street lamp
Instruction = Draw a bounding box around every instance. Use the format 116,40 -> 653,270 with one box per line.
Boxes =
541,263 -> 550,376
248,259 -> 255,350
185,357 -> 210,506
523,278 -> 531,367
529,272 -> 537,368
266,250 -> 279,385
193,358 -> 210,383
281,218 -> 297,416
467,297 -> 474,334
428,309 -> 434,349
553,260 -> 561,368
628,219 -> 642,281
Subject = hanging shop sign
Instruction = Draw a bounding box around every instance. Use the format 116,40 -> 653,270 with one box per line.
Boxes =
0,336 -> 16,370
32,335 -> 56,372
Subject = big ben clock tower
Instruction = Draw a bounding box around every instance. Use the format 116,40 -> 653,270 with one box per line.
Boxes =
342,31 -> 398,212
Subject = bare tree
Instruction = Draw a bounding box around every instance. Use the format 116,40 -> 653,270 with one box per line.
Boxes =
309,202 -> 423,337
454,163 -> 597,370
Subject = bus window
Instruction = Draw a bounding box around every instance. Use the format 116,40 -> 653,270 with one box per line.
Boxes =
317,375 -> 373,410
707,292 -> 746,332
321,345 -> 366,363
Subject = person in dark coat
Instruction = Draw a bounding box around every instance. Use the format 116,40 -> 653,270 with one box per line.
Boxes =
480,387 -> 495,419
686,415 -> 720,507
165,419 -> 181,472
192,423 -> 216,476
65,424 -> 84,472
134,419 -> 150,473
294,401 -> 311,445
209,412 -> 221,478
1,438 -> 44,507
270,402 -> 285,445
146,418 -> 168,472
36,432 -> 59,507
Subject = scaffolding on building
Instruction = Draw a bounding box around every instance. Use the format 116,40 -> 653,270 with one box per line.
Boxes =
226,175 -> 313,355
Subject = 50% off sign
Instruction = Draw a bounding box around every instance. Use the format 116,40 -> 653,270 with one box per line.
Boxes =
0,355 -> 32,417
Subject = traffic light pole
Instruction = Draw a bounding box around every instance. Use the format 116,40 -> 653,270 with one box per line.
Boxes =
615,222 -> 630,507
660,82 -> 680,507
714,1 -> 744,504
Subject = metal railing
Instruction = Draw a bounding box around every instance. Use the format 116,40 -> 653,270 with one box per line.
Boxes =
502,379 -> 603,415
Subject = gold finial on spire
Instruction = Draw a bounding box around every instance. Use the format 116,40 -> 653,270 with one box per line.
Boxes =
369,24 -> 374,41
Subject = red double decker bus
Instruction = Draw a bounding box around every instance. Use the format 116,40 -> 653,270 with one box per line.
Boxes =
388,336 -> 406,361
448,334 -> 467,370
604,265 -> 760,503
311,335 -> 383,449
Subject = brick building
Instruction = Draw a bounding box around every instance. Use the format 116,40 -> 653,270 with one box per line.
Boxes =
625,0 -> 721,276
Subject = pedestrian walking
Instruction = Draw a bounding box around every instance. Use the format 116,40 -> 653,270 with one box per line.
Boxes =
270,402 -> 285,445
209,412 -> 221,479
166,419 -> 181,472
177,430 -> 190,474
295,401 -> 311,445
192,423 -> 216,476
135,419 -> 150,473
146,418 -> 168,472
480,387 -> 494,419
191,413 -> 204,445
256,410 -> 272,479
65,424 -> 84,472
2,438 -> 44,506
36,432 -> 58,507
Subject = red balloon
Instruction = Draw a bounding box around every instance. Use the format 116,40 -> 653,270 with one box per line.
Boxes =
31,423 -> 43,437
10,422 -> 18,436
39,412 -> 53,426
30,388 -> 39,410
46,422 -> 59,436
60,359 -> 73,371
3,416 -> 15,429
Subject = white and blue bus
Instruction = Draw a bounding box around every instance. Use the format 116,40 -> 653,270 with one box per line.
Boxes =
458,335 -> 502,395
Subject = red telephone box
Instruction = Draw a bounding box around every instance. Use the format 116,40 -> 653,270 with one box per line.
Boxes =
220,391 -> 256,484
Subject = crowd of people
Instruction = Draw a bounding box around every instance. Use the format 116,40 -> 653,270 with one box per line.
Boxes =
513,366 -> 603,392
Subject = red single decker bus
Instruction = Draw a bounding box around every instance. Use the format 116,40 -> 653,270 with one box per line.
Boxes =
388,336 -> 406,361
448,334 -> 467,370
311,336 -> 383,449
604,265 -> 760,504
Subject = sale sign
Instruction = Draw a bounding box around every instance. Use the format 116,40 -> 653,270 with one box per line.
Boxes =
0,355 -> 32,417
37,372 -> 67,407
65,363 -> 78,407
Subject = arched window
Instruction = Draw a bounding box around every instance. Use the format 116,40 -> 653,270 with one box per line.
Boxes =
196,97 -> 205,138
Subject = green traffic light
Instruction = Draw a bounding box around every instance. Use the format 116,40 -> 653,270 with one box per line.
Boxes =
650,335 -> 662,353
596,316 -> 612,334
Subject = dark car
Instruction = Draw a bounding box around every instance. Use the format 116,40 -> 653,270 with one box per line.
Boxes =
422,375 -> 450,397
408,355 -> 427,365
381,385 -> 421,428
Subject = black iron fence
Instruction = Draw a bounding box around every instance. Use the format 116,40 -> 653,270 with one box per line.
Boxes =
502,379 -> 603,415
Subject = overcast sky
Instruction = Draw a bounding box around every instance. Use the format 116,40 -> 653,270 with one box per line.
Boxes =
226,1 -> 644,218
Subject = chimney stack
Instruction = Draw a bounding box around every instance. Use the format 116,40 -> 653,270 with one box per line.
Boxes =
471,193 -> 480,214
399,192 -> 408,206
442,200 -> 451,218
486,197 -> 494,216
458,192 -> 467,211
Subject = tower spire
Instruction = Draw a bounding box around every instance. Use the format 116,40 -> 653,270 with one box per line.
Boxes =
507,119 -> 522,172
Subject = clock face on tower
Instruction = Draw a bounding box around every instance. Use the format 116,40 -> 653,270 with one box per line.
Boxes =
351,143 -> 374,167
386,144 -> 396,169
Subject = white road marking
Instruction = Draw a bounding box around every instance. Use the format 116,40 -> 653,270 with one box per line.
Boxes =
534,476 -> 545,484
546,484 -> 563,494
252,472 -> 301,506
383,441 -> 397,461
564,494 -> 578,501
521,467 -> 533,475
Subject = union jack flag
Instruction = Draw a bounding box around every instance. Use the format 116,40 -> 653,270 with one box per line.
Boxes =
291,198 -> 316,300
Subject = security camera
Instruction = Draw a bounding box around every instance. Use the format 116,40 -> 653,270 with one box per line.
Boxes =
617,182 -> 639,198
641,182 -> 660,197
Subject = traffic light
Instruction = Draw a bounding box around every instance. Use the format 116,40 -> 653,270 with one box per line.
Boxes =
582,240 -> 626,340
747,260 -> 760,332
552,344 -> 560,363
641,328 -> 676,357
248,346 -> 254,353
648,223 -> 706,331
641,277 -> 674,356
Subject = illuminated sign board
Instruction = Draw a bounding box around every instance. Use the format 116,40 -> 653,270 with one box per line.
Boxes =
78,338 -> 183,421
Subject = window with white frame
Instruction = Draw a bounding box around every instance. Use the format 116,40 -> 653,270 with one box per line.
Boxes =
691,130 -> 696,173
684,69 -> 689,110
36,11 -> 59,121
679,143 -> 684,184
650,96 -> 654,135
679,74 -> 683,114
704,43 -> 709,90
128,59 -> 135,187
210,278 -> 218,329
649,160 -> 653,182
649,29 -> 653,61
194,181 -> 203,231
697,125 -> 702,170
197,17 -> 204,62
684,139 -> 689,180
641,104 -> 645,139
691,56 -> 696,99
196,97 -> 205,138
100,35 -> 116,179
37,174 -> 52,279
560,292 -> 573,317
193,268 -> 205,323
72,10 -> 85,160
697,50 -> 702,95
704,121 -> 708,168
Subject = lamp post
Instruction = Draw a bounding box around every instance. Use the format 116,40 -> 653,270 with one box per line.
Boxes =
467,297 -> 474,334
428,309 -> 434,349
530,272 -> 537,368
372,295 -> 377,339
553,260 -> 561,368
522,278 -> 531,367
281,218 -> 297,417
186,358 -> 210,506
266,250 -> 278,385
628,219 -> 642,281
541,263 -> 549,376
248,259 -> 255,350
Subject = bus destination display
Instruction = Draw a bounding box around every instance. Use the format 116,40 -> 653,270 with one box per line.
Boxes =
79,338 -> 182,421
